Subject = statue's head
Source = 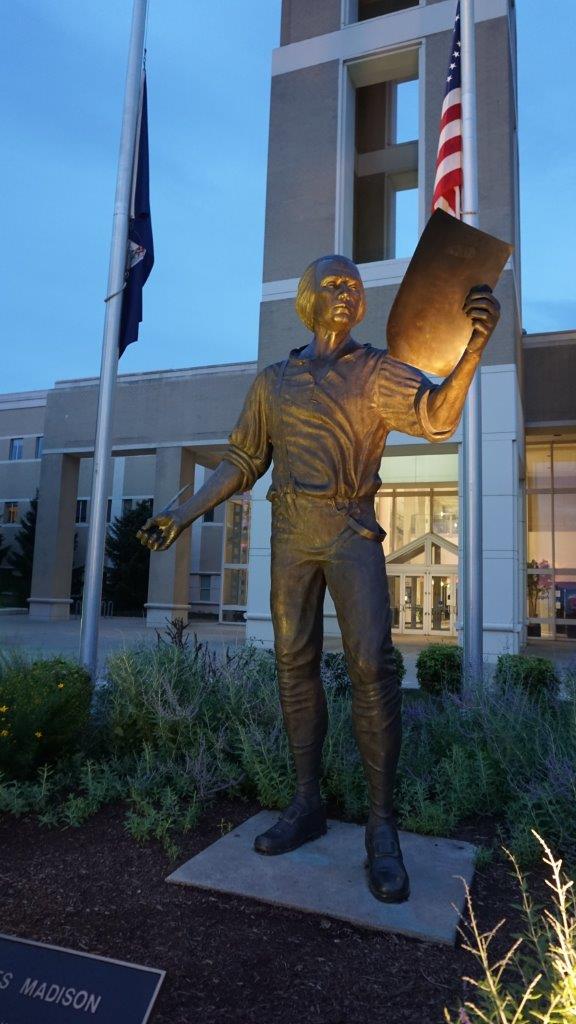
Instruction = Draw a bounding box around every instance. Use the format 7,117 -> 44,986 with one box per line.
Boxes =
295,255 -> 366,333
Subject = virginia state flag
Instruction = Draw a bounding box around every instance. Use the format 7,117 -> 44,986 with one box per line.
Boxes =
119,73 -> 154,356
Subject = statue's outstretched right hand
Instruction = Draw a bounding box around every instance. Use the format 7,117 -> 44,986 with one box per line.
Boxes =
136,512 -> 184,551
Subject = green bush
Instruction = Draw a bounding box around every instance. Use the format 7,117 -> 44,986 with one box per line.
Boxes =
416,643 -> 462,695
494,652 -> 559,700
0,644 -> 574,870
0,656 -> 92,777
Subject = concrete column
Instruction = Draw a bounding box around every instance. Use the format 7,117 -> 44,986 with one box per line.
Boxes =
145,446 -> 195,627
245,469 -> 274,647
481,365 -> 523,660
29,453 -> 80,620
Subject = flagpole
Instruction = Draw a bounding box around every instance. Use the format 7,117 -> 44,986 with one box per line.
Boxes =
80,0 -> 148,677
460,0 -> 483,685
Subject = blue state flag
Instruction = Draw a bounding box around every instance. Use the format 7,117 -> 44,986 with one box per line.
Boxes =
119,73 -> 154,356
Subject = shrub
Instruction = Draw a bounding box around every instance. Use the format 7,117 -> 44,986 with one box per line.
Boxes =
494,652 -> 559,700
0,656 -> 92,777
416,643 -> 462,695
445,834 -> 576,1024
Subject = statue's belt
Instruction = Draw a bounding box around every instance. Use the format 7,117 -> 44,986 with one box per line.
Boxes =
271,491 -> 386,543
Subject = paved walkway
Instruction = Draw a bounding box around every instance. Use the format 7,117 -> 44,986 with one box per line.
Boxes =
0,612 -> 574,684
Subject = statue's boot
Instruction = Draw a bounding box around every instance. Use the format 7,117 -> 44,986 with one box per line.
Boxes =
365,818 -> 410,903
254,794 -> 327,855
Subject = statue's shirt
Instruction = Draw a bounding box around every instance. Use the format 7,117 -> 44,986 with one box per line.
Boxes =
224,343 -> 452,501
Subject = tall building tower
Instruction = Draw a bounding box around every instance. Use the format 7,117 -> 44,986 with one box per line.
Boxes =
246,0 -> 524,659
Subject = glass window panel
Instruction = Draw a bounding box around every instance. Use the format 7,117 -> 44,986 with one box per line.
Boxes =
431,575 -> 452,631
527,571 -> 554,619
35,436 -> 43,459
553,493 -> 576,570
526,445 -> 551,489
553,444 -> 576,488
432,494 -> 459,544
223,568 -> 248,607
221,609 -> 246,623
388,575 -> 401,628
395,79 -> 418,143
403,575 -> 424,630
358,0 -> 418,19
393,494 -> 430,550
199,575 -> 211,601
394,187 -> 418,258
9,438 -> 23,461
3,502 -> 19,525
376,494 -> 393,539
224,495 -> 251,565
554,573 -> 576,637
527,493 -> 553,563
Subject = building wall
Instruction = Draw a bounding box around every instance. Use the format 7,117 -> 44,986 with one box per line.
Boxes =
523,333 -> 576,427
247,0 -> 526,658
0,391 -> 46,562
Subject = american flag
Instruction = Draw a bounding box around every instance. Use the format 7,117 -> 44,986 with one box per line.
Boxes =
432,2 -> 462,218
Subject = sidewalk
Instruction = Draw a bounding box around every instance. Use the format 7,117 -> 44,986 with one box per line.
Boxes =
1,612 -> 574,685
0,613 -> 245,676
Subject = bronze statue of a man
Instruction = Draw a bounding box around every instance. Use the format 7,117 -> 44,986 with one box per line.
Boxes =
138,254 -> 499,903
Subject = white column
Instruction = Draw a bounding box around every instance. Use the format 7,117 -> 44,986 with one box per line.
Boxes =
245,470 -> 274,647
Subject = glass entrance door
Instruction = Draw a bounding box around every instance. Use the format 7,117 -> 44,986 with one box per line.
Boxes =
403,575 -> 424,631
430,574 -> 455,633
388,571 -> 457,635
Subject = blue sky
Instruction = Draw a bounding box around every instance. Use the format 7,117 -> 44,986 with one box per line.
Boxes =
2,0 -> 574,393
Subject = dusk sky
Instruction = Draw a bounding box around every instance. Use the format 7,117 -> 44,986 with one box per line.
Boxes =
2,0 -> 575,394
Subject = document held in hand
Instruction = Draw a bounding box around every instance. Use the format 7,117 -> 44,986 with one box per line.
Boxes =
387,209 -> 513,377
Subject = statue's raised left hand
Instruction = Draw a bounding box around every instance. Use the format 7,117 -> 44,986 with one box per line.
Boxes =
463,285 -> 500,355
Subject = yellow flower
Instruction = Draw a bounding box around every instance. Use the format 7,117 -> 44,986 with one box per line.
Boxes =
34,731 -> 43,739
0,729 -> 9,737
0,706 -> 9,713
57,683 -> 65,690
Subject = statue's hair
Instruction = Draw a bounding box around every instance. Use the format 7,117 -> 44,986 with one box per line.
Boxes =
295,255 -> 366,332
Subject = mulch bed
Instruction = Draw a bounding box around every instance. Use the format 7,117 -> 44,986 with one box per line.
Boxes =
0,800 -> 548,1024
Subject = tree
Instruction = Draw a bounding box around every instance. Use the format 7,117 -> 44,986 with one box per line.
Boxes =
104,501 -> 151,614
7,495 -> 37,607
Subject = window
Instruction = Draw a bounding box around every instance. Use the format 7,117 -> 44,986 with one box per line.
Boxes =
376,488 -> 459,554
3,501 -> 19,525
353,76 -> 418,264
220,494 -> 251,623
357,0 -> 418,21
203,508 -> 215,523
122,499 -> 133,516
199,575 -> 211,602
76,499 -> 88,524
9,438 -> 23,461
106,499 -> 112,524
141,498 -> 153,517
35,436 -> 43,459
526,442 -> 576,640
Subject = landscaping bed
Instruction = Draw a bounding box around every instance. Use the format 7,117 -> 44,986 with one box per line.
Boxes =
0,642 -> 573,1021
0,799 -> 548,1024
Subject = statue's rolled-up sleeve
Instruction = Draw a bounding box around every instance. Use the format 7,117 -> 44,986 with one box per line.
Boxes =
222,371 -> 272,489
378,353 -> 453,442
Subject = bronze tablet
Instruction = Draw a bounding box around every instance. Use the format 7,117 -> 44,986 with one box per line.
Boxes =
386,209 -> 513,377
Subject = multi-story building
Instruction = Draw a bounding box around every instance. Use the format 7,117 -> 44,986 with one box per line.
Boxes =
1,0 -> 575,651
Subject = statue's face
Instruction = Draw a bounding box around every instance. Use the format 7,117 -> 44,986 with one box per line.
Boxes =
313,259 -> 363,332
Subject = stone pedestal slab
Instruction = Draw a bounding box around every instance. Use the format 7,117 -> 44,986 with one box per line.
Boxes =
167,811 -> 476,945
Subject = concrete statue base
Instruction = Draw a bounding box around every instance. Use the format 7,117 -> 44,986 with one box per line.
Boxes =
167,811 -> 476,946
